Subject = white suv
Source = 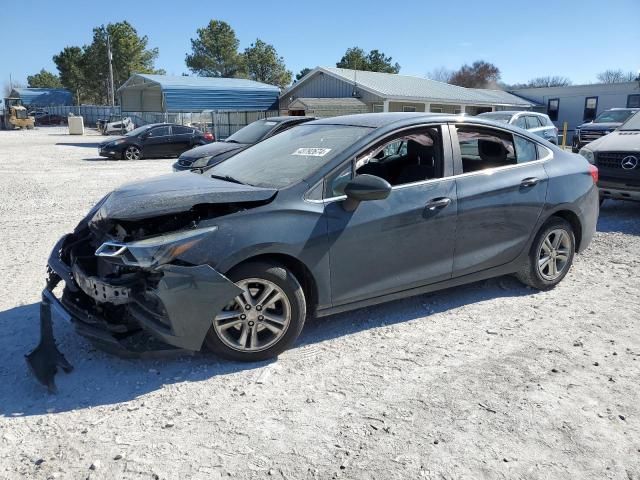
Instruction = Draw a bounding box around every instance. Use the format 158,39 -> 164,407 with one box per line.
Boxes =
478,111 -> 558,144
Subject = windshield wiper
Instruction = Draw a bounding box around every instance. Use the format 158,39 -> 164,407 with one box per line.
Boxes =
210,174 -> 245,185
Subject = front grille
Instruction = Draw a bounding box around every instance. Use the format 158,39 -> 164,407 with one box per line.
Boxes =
596,152 -> 640,170
579,130 -> 607,142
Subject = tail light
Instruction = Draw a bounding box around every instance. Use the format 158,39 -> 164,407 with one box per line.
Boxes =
204,132 -> 214,142
588,164 -> 599,183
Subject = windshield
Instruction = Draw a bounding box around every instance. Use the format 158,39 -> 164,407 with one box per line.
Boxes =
225,119 -> 280,144
620,111 -> 640,131
125,125 -> 152,137
209,124 -> 372,188
477,112 -> 513,123
593,110 -> 637,124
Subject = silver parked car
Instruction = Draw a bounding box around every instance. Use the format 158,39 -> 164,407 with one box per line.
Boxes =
478,111 -> 558,144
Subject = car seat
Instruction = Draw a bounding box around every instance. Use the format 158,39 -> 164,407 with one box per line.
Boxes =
477,139 -> 513,169
395,142 -> 436,184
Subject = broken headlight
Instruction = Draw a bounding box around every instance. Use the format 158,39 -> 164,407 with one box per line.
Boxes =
95,226 -> 218,268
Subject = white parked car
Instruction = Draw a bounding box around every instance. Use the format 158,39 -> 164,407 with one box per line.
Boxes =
478,111 -> 558,144
99,116 -> 135,135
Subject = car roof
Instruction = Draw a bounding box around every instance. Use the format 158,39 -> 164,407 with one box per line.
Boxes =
309,112 -> 458,128
306,112 -> 553,146
479,110 -> 548,117
309,112 -> 541,130
264,116 -> 316,123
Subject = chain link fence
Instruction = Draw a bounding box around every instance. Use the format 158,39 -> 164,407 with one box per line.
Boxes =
121,110 -> 280,139
43,105 -> 121,127
42,106 -> 279,139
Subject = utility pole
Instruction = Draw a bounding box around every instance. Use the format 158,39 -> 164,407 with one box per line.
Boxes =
107,34 -> 115,106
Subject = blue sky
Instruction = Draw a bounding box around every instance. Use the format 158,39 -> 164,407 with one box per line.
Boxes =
2,0 -> 639,89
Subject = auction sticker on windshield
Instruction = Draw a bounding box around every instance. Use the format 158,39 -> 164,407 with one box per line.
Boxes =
292,148 -> 332,157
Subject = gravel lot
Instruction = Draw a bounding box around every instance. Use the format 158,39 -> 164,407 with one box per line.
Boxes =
0,127 -> 639,480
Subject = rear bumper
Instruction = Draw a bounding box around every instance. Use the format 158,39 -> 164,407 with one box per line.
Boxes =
46,234 -> 241,353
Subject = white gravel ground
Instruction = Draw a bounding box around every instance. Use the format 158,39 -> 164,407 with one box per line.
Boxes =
0,127 -> 639,480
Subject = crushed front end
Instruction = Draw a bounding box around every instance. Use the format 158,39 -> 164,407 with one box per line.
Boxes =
28,207 -> 242,391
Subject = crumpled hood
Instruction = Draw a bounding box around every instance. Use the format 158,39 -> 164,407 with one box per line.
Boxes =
91,172 -> 277,222
578,122 -> 620,131
587,131 -> 640,152
179,141 -> 247,162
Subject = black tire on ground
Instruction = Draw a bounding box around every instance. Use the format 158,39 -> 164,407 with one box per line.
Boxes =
123,146 -> 141,160
516,217 -> 576,291
204,261 -> 307,362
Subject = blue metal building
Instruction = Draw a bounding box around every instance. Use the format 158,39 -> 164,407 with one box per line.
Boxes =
117,74 -> 280,112
10,88 -> 73,107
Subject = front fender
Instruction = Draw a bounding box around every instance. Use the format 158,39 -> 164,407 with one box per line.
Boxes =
131,264 -> 242,351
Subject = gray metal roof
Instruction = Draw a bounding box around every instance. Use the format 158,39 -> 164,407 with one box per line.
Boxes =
290,97 -> 367,108
11,88 -> 73,106
284,67 -> 533,107
118,74 -> 280,112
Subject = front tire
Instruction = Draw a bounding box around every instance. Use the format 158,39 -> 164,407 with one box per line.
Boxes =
123,145 -> 141,160
516,217 -> 576,290
205,262 -> 306,362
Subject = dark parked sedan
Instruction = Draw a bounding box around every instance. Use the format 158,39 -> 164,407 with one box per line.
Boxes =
172,116 -> 315,171
33,113 -> 66,126
30,113 -> 599,389
98,123 -> 213,160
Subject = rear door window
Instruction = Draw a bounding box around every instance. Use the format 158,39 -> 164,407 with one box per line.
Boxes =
525,116 -> 542,129
173,126 -> 194,135
514,136 -> 539,163
514,116 -> 528,129
148,126 -> 170,137
455,125 -> 517,173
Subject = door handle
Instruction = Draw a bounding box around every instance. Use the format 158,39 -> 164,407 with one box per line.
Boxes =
520,177 -> 539,187
425,197 -> 451,211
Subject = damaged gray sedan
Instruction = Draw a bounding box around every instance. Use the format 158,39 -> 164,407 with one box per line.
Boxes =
29,113 -> 599,391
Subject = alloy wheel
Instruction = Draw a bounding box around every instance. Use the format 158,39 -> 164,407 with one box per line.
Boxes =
125,146 -> 141,160
213,278 -> 291,352
537,229 -> 571,281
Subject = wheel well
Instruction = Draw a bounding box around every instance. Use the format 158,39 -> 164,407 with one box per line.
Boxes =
227,254 -> 318,314
550,210 -> 583,251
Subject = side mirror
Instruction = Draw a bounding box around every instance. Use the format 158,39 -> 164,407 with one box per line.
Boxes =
343,174 -> 391,211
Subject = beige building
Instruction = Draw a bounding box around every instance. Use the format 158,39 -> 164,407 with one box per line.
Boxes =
280,67 -> 534,117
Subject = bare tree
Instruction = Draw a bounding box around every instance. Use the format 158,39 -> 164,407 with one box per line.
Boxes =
427,66 -> 454,83
449,61 -> 501,89
3,80 -> 25,97
596,69 -> 637,84
527,76 -> 572,88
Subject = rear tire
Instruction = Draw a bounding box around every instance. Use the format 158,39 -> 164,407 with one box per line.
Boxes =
205,261 -> 306,362
516,217 -> 576,291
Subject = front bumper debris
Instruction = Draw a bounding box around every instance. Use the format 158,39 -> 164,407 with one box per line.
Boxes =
25,289 -> 73,393
26,233 -> 242,392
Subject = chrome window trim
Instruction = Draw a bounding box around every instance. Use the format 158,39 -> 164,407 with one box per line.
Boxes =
304,123 -> 553,204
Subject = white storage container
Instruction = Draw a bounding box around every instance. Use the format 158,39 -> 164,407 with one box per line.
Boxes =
68,116 -> 85,135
